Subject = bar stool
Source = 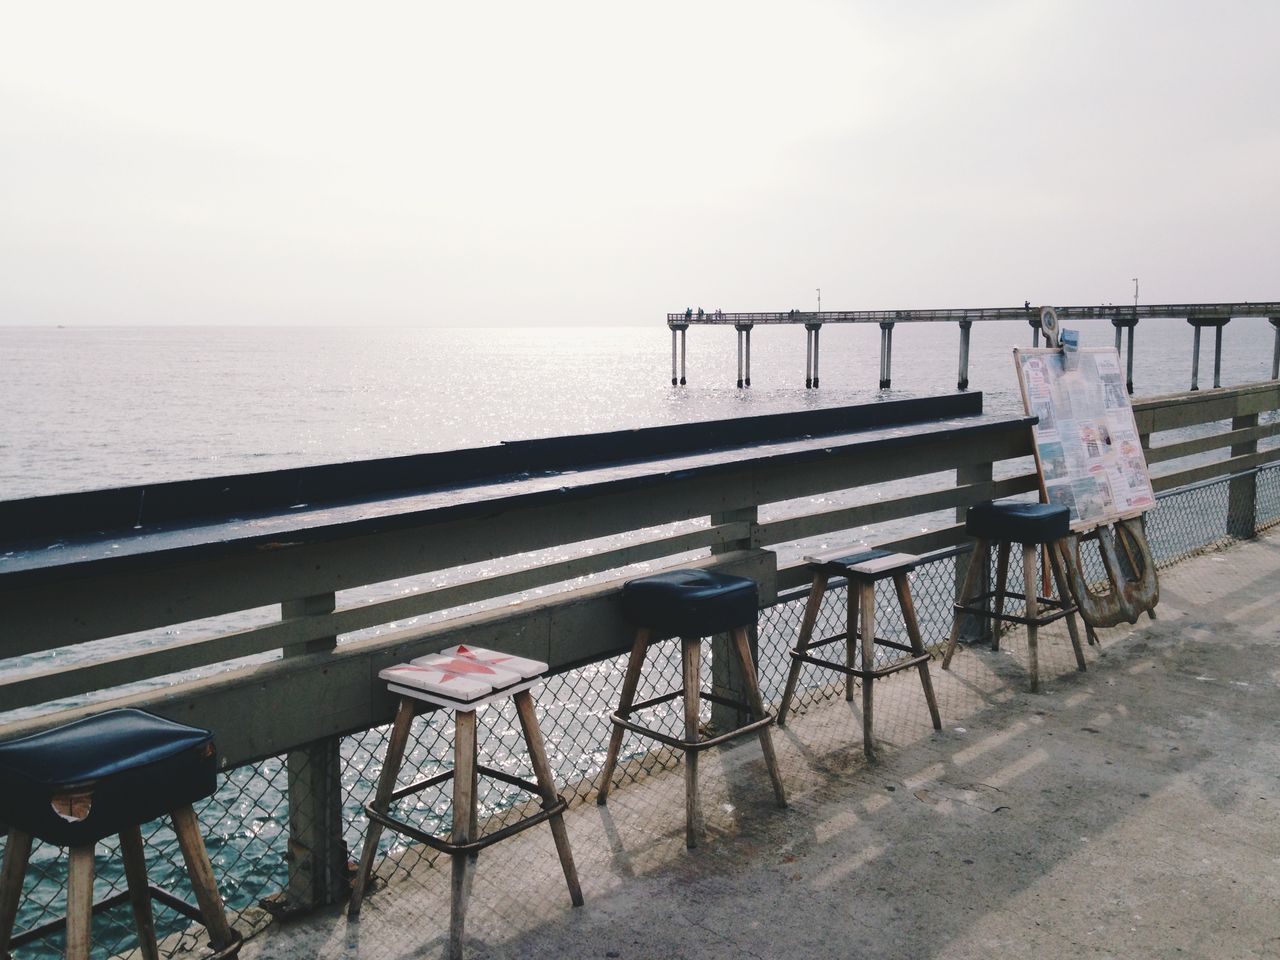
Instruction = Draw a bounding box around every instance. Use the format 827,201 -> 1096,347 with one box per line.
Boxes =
595,569 -> 786,848
0,708 -> 239,960
776,549 -> 942,760
349,644 -> 582,960
941,500 -> 1087,692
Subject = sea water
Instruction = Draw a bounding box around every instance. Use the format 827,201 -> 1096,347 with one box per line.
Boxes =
3,318 -> 1273,500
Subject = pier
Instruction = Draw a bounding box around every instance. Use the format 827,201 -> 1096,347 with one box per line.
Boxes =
667,302 -> 1280,392
2,382 -> 1279,958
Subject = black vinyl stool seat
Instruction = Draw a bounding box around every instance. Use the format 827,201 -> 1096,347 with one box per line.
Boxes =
596,569 -> 786,848
941,500 -> 1087,692
0,708 -> 239,960
777,549 -> 942,760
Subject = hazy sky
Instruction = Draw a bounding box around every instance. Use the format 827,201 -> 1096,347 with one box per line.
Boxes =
2,1 -> 1276,326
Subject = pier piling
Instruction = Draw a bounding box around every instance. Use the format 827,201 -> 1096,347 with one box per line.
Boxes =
879,322 -> 895,389
1188,317 -> 1230,391
1271,319 -> 1280,380
1112,316 -> 1138,394
957,320 -> 972,391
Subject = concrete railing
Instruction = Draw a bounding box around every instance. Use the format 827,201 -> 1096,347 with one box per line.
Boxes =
2,382 -> 1279,914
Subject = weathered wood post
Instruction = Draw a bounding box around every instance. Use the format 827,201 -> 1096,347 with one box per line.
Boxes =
1228,411 -> 1260,540
878,321 -> 895,389
275,592 -> 347,915
710,507 -> 760,730
957,319 -> 972,391
1112,315 -> 1138,394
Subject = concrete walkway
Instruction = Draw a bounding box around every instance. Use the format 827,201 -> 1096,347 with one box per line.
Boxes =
238,531 -> 1280,960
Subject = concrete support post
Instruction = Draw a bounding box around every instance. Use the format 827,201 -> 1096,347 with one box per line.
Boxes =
1188,317 -> 1228,391
955,462 -> 994,644
879,322 -> 895,389
276,592 -> 347,915
1029,316 -> 1042,347
1190,324 -> 1202,390
812,325 -> 821,388
1111,316 -> 1138,394
744,325 -> 752,387
671,328 -> 679,386
957,320 -> 972,391
1213,323 -> 1225,389
804,327 -> 813,389
680,327 -> 687,385
1228,413 -> 1260,540
1271,319 -> 1280,380
710,506 -> 759,730
736,328 -> 744,389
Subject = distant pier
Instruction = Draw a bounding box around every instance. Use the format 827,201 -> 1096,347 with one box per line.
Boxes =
667,302 -> 1280,393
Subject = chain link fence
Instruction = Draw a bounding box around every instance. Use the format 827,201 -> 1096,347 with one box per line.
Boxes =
5,464 -> 1279,958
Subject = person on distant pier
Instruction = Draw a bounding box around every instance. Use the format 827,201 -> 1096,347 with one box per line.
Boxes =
697,307 -> 704,319
1024,300 -> 1031,310
685,307 -> 693,320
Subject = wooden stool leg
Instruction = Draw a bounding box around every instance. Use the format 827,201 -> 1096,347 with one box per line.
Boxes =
1022,543 -> 1040,692
171,805 -> 235,951
449,709 -> 478,960
119,826 -> 160,960
845,580 -> 861,702
596,627 -> 651,804
513,691 -> 585,906
942,539 -> 988,669
731,627 -> 787,808
65,845 -> 94,960
859,581 -> 877,760
681,636 -> 703,848
777,575 -> 827,726
992,541 -> 1011,650
350,696 -> 418,917
1049,543 -> 1088,672
894,572 -> 942,730
0,829 -> 33,958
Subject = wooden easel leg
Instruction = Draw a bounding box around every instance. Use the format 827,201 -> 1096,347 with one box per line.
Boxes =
0,829 -> 33,958
172,805 -> 236,951
845,580 -> 861,703
1022,544 -> 1040,692
942,539 -> 988,669
778,575 -> 827,726
682,636 -> 703,849
731,627 -> 787,808
119,825 -> 160,960
449,709 -> 478,960
859,581 -> 878,760
513,691 -> 584,906
596,628 -> 651,803
65,845 -> 95,960
992,541 -> 1011,650
350,696 -> 417,917
894,573 -> 942,730
1049,544 -> 1088,672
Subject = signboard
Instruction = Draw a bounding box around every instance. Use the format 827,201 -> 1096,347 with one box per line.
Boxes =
1014,347 -> 1155,530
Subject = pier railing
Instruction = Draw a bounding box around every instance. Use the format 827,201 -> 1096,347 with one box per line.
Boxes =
2,383 -> 1279,956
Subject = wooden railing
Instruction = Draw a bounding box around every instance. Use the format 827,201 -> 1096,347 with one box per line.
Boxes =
2,382 -> 1279,910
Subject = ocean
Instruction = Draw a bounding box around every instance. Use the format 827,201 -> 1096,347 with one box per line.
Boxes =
3,317 -> 1274,501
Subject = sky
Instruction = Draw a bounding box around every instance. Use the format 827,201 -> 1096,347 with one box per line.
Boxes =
1,1 -> 1277,326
